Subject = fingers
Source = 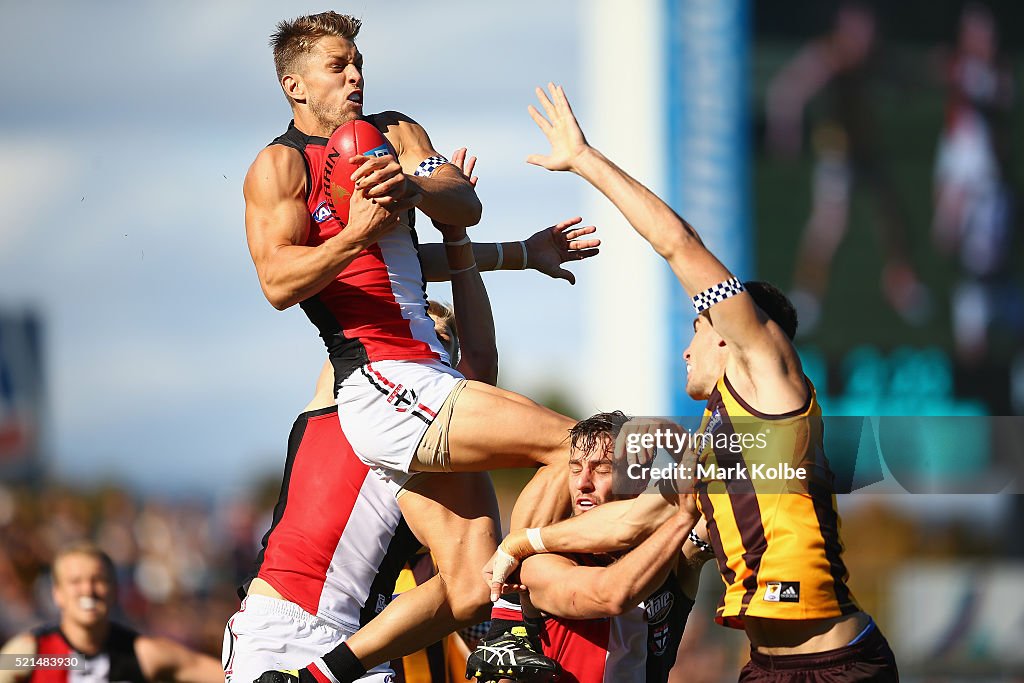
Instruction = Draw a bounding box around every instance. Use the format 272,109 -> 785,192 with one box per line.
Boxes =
563,225 -> 596,238
450,147 -> 466,169
552,216 -> 583,232
527,104 -> 552,132
551,82 -> 575,116
570,247 -> 600,261
489,547 -> 521,602
557,268 -> 576,285
525,153 -> 551,168
536,85 -> 558,121
357,167 -> 403,191
348,154 -> 395,183
364,174 -> 406,199
463,155 -> 477,180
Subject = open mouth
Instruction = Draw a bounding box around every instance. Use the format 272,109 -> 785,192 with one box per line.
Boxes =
78,596 -> 99,611
347,91 -> 362,103
576,498 -> 595,511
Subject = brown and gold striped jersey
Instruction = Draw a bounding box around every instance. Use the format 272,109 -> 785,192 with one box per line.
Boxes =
694,375 -> 859,629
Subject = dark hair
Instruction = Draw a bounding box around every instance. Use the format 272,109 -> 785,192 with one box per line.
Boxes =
744,280 -> 798,340
569,410 -> 632,457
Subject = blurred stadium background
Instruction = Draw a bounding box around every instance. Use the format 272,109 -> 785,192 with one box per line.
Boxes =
1,0 -> 1021,680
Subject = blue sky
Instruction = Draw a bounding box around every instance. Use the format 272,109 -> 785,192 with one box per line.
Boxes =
0,1 -> 594,494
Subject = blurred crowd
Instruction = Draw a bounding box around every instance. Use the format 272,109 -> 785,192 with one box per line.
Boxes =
0,482 -> 270,656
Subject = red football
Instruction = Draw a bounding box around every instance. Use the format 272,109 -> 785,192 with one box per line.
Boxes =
323,119 -> 396,225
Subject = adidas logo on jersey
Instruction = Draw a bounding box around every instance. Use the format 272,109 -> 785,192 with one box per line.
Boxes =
763,581 -> 800,603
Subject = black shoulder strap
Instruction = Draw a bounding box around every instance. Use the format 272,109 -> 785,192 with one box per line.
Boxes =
107,622 -> 147,683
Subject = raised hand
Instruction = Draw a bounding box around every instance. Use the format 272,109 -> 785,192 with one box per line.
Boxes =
526,82 -> 590,173
524,217 -> 600,285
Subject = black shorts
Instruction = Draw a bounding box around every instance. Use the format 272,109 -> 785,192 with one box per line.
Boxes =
739,625 -> 898,682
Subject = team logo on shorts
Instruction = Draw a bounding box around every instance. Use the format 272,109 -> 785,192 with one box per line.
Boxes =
312,201 -> 332,223
364,143 -> 391,158
649,621 -> 671,656
387,384 -> 418,411
764,581 -> 800,603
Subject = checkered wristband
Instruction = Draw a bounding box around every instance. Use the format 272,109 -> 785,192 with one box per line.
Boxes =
688,529 -> 714,555
692,277 -> 745,313
414,155 -> 448,177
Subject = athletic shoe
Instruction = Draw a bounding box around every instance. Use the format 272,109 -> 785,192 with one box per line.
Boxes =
253,671 -> 299,683
465,626 -> 560,681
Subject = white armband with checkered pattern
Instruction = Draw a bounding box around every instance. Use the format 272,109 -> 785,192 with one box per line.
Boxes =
692,277 -> 745,313
414,155 -> 448,177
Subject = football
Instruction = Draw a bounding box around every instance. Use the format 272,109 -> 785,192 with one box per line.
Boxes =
323,119 -> 395,225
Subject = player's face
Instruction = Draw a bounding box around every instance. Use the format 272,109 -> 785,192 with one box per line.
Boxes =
52,554 -> 113,628
302,36 -> 364,131
568,444 -> 617,516
683,315 -> 727,400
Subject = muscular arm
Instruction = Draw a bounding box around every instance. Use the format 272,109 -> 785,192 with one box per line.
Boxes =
135,635 -> 224,683
0,633 -> 35,683
244,145 -> 407,310
519,513 -> 690,620
532,488 -> 685,556
528,84 -> 804,401
373,111 -> 481,227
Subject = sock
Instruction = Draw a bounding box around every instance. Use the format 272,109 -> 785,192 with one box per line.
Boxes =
302,643 -> 366,683
485,594 -> 523,640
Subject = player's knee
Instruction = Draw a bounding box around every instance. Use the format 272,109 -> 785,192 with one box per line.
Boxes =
444,572 -> 491,624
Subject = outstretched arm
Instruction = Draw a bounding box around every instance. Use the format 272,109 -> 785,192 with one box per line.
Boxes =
135,636 -> 224,683
526,84 -> 801,383
419,218 -> 600,284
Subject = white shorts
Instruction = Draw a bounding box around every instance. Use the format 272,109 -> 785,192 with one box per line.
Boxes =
222,595 -> 394,683
336,359 -> 462,490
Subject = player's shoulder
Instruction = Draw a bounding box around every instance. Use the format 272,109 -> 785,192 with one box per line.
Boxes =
0,631 -> 38,655
366,110 -> 421,130
245,144 -> 307,198
366,111 -> 433,157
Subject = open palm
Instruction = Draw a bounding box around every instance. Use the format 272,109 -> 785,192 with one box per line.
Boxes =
526,83 -> 589,172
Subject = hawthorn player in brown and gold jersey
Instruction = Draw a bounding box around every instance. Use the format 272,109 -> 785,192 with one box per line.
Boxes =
486,84 -> 898,682
693,374 -> 857,628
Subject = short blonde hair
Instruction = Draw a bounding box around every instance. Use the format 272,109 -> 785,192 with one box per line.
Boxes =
52,542 -> 115,584
270,12 -> 362,82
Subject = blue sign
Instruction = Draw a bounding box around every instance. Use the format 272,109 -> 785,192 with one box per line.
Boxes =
664,0 -> 752,415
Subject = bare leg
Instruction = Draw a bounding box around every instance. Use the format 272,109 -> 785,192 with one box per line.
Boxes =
344,473 -> 499,668
442,382 -> 573,529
